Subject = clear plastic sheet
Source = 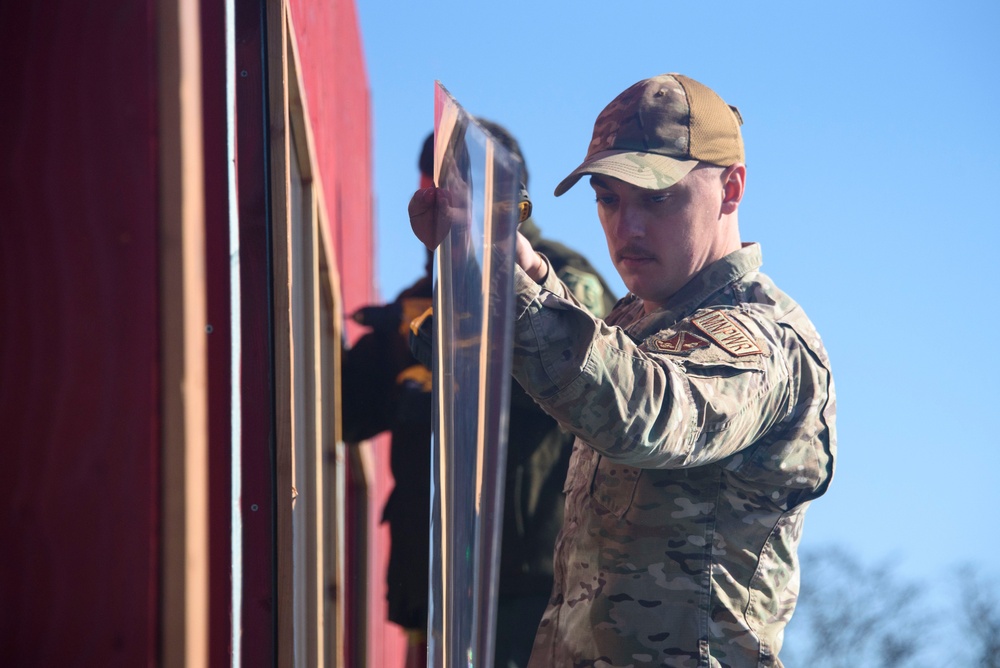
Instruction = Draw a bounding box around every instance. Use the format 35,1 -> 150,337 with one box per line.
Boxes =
427,82 -> 523,668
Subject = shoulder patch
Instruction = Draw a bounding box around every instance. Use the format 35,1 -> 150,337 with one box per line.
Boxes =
652,331 -> 711,354
691,310 -> 763,357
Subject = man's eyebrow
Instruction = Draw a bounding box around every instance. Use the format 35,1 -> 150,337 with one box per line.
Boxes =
589,176 -> 611,189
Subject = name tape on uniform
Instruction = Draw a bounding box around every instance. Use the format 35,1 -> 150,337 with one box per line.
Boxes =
691,311 -> 763,357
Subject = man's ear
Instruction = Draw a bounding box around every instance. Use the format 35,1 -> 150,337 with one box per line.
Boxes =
720,163 -> 746,215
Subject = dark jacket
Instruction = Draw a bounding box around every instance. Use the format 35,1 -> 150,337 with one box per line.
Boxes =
342,273 -> 433,630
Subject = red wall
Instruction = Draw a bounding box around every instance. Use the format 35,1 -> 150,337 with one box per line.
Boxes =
1,0 -> 390,665
200,0 -> 235,664
288,0 -> 376,341
0,2 -> 161,665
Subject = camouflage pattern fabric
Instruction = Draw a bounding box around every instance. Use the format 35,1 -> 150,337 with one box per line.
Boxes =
510,243 -> 837,668
497,224 -> 617,668
587,76 -> 691,161
520,218 -> 616,320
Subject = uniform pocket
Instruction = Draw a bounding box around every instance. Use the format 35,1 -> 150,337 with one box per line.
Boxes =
588,455 -> 641,519
678,354 -> 767,435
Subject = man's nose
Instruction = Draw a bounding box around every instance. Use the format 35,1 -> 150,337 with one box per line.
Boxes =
613,203 -> 644,240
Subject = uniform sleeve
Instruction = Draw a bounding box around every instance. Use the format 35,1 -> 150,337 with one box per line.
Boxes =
510,266 -> 791,469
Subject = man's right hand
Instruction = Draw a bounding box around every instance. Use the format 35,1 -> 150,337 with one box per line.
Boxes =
516,230 -> 548,283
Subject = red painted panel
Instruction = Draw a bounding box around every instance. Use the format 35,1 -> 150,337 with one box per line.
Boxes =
0,2 -> 160,666
200,1 -> 234,665
288,0 -> 376,340
234,0 -> 279,664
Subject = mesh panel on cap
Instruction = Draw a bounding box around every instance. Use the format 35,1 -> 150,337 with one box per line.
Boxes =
679,75 -> 745,166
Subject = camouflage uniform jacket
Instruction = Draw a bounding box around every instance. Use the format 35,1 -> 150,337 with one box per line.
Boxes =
512,243 -> 837,668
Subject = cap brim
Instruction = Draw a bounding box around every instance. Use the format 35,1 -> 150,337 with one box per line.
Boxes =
553,150 -> 699,197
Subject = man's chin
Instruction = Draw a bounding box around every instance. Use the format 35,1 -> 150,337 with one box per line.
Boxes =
617,266 -> 653,292
620,278 -> 648,300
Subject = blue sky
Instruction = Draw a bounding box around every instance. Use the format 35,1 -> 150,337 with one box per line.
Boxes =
355,0 -> 1000,588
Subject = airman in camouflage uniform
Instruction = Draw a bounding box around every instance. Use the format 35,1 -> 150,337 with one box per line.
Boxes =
512,242 -> 834,667
408,74 -> 835,666
514,74 -> 835,667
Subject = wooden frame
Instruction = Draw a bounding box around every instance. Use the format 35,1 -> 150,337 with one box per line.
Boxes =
269,3 -> 349,665
264,1 -> 296,664
287,15 -> 349,663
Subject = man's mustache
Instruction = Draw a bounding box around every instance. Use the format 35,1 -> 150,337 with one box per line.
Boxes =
615,245 -> 654,261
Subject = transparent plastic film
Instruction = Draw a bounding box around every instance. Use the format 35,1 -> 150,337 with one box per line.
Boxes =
427,81 -> 523,668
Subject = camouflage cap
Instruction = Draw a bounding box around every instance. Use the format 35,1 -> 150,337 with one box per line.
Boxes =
554,73 -> 744,196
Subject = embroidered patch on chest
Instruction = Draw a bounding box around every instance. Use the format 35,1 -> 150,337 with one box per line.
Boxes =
652,331 -> 711,353
691,310 -> 763,357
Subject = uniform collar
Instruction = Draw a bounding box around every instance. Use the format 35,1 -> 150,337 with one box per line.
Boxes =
624,243 -> 763,335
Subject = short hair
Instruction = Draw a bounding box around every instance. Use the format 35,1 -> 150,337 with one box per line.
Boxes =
476,118 -> 529,187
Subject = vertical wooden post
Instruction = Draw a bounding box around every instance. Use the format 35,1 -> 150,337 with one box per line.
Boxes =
266,1 -> 295,665
158,0 -> 209,665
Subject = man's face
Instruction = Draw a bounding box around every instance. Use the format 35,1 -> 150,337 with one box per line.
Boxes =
591,165 -> 729,313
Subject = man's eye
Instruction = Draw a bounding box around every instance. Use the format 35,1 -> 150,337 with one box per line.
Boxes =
595,196 -> 616,205
650,194 -> 671,203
